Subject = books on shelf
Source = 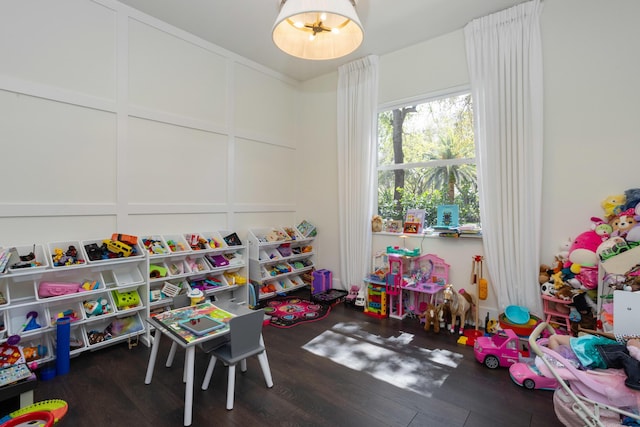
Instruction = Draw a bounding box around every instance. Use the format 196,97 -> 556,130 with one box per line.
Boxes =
435,205 -> 459,230
404,209 -> 425,234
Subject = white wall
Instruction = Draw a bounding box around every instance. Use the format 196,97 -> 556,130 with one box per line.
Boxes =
2,0 -> 639,319
299,0 -> 640,318
0,0 -> 302,248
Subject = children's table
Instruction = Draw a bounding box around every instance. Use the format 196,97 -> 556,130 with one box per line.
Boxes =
144,301 -> 258,426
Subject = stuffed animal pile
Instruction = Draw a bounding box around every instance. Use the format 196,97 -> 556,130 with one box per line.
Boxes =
538,188 -> 640,333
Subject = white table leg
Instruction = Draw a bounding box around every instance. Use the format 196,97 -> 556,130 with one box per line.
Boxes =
145,330 -> 162,384
184,346 -> 195,426
166,342 -> 178,367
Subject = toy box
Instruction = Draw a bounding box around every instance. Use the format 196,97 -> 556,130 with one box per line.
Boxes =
311,269 -> 332,294
310,270 -> 347,305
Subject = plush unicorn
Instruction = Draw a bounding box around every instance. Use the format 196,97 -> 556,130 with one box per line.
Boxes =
442,284 -> 475,334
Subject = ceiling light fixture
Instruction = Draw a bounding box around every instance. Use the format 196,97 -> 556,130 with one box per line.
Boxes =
272,0 -> 364,60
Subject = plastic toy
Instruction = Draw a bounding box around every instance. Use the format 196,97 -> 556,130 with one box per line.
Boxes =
0,399 -> 68,426
345,285 -> 360,304
111,233 -> 138,246
7,311 -> 40,346
187,288 -> 205,305
149,264 -> 168,278
102,239 -> 132,257
83,298 -> 111,317
509,361 -> 559,390
473,328 -> 531,369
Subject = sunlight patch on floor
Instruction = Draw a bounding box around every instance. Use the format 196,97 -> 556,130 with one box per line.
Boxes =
302,322 -> 463,396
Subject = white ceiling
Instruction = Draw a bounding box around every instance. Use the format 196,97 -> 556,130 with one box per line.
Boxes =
117,0 -> 527,82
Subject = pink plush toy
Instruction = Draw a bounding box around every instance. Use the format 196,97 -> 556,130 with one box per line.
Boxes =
566,230 -> 601,290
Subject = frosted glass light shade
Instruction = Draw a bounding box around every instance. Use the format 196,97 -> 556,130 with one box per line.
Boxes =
272,0 -> 364,60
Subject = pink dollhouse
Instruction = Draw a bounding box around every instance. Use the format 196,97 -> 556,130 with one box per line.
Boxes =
386,253 -> 450,319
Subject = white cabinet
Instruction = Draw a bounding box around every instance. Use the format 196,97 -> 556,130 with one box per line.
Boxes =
143,231 -> 248,313
247,224 -> 316,304
0,240 -> 147,366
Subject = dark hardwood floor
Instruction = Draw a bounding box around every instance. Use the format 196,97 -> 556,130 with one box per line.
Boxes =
3,295 -> 564,427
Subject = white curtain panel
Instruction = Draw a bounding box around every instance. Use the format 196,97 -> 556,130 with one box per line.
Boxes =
464,0 -> 544,314
337,55 -> 379,291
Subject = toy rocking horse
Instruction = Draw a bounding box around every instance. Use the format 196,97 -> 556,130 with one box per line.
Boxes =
442,284 -> 476,334
419,302 -> 442,333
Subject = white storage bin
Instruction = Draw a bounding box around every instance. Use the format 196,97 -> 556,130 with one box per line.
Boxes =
35,272 -> 105,301
113,265 -> 144,287
272,277 -> 293,292
166,259 -> 190,276
81,239 -> 145,264
46,300 -> 85,328
19,333 -> 52,365
0,310 -> 7,340
185,256 -> 210,274
0,281 -> 9,307
6,244 -> 49,273
140,235 -> 170,256
190,274 -> 229,293
162,234 -> 191,253
200,231 -> 228,249
280,226 -> 304,241
7,305 -> 47,336
252,227 -> 290,244
85,313 -> 144,347
149,262 -> 170,280
50,325 -> 87,356
111,287 -> 143,312
47,241 -> 87,268
82,292 -> 115,318
222,251 -> 244,267
288,275 -> 305,288
101,270 -> 117,288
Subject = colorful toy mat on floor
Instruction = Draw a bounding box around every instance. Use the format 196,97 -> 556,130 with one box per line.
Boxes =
264,297 -> 331,328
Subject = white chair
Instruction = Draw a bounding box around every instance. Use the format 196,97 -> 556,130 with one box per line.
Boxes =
201,308 -> 273,410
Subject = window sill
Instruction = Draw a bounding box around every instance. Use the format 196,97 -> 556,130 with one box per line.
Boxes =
373,231 -> 482,239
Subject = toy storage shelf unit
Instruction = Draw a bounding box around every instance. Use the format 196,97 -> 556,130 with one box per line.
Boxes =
247,223 -> 316,305
386,253 -> 449,320
541,295 -> 572,332
143,230 -> 247,314
0,238 -> 148,365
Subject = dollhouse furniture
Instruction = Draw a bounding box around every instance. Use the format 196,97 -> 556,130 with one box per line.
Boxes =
386,253 -> 450,320
541,294 -> 572,332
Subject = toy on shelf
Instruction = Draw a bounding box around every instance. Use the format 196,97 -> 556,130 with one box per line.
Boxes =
51,245 -> 83,266
386,246 -> 420,257
83,298 -> 111,317
7,311 -> 40,346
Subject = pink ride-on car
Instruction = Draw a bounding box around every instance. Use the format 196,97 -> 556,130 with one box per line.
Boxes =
473,328 -> 531,369
509,361 -> 559,390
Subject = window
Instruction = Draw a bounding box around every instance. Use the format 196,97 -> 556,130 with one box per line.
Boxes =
376,90 -> 479,228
